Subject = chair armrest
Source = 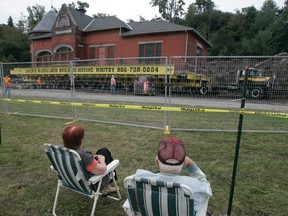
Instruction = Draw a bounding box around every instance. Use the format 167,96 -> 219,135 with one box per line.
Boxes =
89,159 -> 119,184
123,174 -> 136,188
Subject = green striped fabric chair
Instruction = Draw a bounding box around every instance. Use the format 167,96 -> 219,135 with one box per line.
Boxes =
123,174 -> 194,216
44,143 -> 121,216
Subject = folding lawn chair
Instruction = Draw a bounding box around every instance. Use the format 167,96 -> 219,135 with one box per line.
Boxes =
44,143 -> 121,216
122,174 -> 195,216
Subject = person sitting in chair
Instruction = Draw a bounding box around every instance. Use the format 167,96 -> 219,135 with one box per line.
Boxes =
62,125 -> 117,195
135,137 -> 212,216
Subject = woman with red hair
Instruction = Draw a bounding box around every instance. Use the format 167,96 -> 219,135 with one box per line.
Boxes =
62,125 -> 117,195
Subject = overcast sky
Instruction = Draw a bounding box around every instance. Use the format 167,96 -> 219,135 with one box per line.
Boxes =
0,0 -> 286,25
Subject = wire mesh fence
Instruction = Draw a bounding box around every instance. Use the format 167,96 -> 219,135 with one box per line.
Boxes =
1,56 -> 287,132
169,55 -> 288,101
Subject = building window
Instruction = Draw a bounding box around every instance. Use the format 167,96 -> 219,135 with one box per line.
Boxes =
56,15 -> 70,28
139,42 -> 162,64
196,45 -> 202,56
90,47 -> 96,59
89,45 -> 115,64
55,47 -> 73,61
107,46 -> 115,65
108,46 -> 114,58
36,51 -> 51,62
195,45 -> 203,73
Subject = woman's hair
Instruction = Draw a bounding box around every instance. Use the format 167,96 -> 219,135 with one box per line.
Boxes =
62,125 -> 84,149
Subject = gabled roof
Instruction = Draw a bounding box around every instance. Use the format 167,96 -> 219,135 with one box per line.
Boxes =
29,4 -> 211,47
30,6 -> 129,38
122,20 -> 191,36
84,16 -> 130,32
66,7 -> 93,31
122,20 -> 212,47
30,10 -> 57,33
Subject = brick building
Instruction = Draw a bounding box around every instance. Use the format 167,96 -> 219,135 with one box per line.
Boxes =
29,4 -> 212,63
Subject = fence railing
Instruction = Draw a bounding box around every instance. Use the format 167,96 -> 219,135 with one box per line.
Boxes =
1,56 -> 287,132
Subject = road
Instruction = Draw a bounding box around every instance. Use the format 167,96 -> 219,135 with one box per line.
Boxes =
9,89 -> 288,112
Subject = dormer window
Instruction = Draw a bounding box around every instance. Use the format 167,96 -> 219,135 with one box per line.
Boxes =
56,15 -> 70,28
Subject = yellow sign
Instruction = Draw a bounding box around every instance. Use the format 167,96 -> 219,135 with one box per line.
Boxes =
10,65 -> 175,75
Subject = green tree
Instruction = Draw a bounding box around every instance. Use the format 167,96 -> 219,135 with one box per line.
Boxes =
77,1 -> 89,10
281,0 -> 288,19
238,0 -> 278,55
186,6 -> 232,37
150,0 -> 185,22
270,0 -> 288,52
27,4 -> 46,32
241,6 -> 257,35
208,10 -> 246,55
92,13 -> 111,18
0,25 -> 30,62
16,13 -> 28,33
250,0 -> 278,33
68,1 -> 89,10
186,0 -> 216,39
7,16 -> 14,27
67,2 -> 76,8
192,0 -> 215,13
241,29 -> 275,55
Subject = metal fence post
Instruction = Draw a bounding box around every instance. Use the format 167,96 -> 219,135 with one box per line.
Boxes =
0,122 -> 2,145
69,61 -> 77,120
164,57 -> 171,134
227,66 -> 249,216
0,62 -> 8,114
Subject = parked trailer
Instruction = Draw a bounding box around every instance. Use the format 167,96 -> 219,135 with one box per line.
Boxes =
10,64 -> 211,96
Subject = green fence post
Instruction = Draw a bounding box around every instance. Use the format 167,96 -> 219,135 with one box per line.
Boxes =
227,66 -> 249,216
0,122 -> 2,145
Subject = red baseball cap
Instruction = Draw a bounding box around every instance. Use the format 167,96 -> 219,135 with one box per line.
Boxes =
157,137 -> 186,166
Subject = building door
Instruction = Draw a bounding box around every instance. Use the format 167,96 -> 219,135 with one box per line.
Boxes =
98,47 -> 106,65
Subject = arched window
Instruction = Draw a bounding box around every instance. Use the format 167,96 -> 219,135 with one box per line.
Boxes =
54,46 -> 73,61
56,15 -> 70,28
36,51 -> 52,65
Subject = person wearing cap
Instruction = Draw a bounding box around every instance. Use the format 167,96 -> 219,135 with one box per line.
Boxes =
135,137 -> 212,216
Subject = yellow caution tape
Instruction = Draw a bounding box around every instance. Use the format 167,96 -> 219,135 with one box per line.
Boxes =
3,98 -> 288,118
240,110 -> 288,119
3,98 -> 230,113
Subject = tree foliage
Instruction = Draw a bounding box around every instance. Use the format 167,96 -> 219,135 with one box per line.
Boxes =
192,0 -> 215,13
0,24 -> 30,62
77,1 -> 89,10
68,1 -> 89,10
185,0 -> 288,56
27,4 -> 46,32
150,0 -> 185,22
92,13 -> 111,18
7,16 -> 14,27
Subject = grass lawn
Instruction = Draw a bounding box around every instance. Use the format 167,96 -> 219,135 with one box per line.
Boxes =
0,111 -> 287,215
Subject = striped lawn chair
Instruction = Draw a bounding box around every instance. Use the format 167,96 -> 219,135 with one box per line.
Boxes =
44,143 -> 121,216
123,174 -> 195,216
